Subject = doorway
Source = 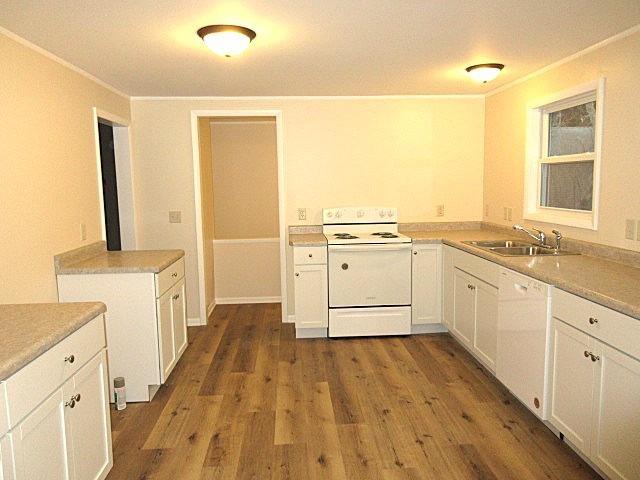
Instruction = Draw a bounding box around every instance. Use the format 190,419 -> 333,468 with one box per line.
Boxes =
93,108 -> 137,251
191,110 -> 287,325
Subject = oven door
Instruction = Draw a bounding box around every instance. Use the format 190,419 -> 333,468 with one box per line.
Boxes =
328,243 -> 412,307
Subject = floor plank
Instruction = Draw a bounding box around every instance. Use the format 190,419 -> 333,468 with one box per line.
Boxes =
107,303 -> 601,480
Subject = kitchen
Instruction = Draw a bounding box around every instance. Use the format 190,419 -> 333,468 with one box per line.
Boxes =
1,2 -> 640,479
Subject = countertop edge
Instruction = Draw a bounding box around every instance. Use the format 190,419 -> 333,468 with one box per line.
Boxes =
56,249 -> 185,275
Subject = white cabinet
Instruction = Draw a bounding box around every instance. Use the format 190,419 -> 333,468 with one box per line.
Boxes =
4,315 -> 111,480
411,245 -> 442,325
11,389 -> 72,480
293,246 -> 328,337
452,266 -> 498,371
57,257 -> 188,401
551,290 -> 640,480
157,278 -> 187,383
550,319 -> 594,454
442,246 -> 454,327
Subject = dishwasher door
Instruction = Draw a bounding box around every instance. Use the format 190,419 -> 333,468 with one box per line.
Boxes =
497,268 -> 552,420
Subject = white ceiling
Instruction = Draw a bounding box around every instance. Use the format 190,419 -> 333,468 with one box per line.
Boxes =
1,1 -> 639,97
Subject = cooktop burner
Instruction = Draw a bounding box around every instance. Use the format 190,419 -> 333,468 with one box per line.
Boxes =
380,234 -> 398,238
335,235 -> 358,239
372,232 -> 393,236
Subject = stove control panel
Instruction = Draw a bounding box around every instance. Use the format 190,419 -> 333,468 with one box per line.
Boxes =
323,207 -> 397,224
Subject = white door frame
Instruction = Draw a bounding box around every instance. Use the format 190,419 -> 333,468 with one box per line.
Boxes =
190,110 -> 287,325
92,107 -> 138,249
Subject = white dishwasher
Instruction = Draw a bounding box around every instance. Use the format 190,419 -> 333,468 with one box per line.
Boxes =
497,268 -> 552,420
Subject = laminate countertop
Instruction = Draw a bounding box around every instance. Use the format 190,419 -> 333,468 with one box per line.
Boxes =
0,302 -> 106,380
289,233 -> 327,246
405,229 -> 640,321
56,249 -> 185,274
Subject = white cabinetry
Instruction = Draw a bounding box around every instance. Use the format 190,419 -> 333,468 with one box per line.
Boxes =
442,245 -> 454,327
450,250 -> 499,372
57,257 -> 187,401
293,246 -> 328,338
411,245 -> 442,326
3,315 -> 112,480
551,290 -> 640,480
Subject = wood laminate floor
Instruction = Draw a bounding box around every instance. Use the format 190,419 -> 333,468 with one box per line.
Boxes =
107,303 -> 601,480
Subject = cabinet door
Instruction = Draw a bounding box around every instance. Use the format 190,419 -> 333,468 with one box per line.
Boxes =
294,264 -> 328,329
11,389 -> 73,480
0,434 -> 14,480
442,247 -> 454,327
452,268 -> 475,347
171,279 -> 188,360
474,280 -> 498,371
591,342 -> 640,480
157,289 -> 176,383
411,246 -> 442,325
549,319 -> 595,456
66,351 -> 113,480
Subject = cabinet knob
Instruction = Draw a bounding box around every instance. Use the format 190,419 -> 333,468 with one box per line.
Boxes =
584,350 -> 590,358
173,293 -> 180,300
413,251 -> 418,255
172,272 -> 178,277
73,393 -> 81,402
295,273 -> 299,277
342,263 -> 349,270
590,354 -> 600,362
65,354 -> 75,364
308,253 -> 313,258
588,317 -> 598,325
65,393 -> 81,408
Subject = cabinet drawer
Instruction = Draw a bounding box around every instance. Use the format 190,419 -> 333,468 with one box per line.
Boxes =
5,314 -> 106,428
450,247 -> 500,287
553,289 -> 640,360
0,383 -> 7,437
155,257 -> 185,297
294,246 -> 327,265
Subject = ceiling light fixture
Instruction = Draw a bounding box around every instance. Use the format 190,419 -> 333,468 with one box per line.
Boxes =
465,63 -> 505,83
197,25 -> 256,57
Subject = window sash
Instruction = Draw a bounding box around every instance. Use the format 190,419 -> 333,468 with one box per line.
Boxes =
540,98 -> 596,161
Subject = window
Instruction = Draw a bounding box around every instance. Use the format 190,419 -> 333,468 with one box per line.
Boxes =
524,79 -> 605,230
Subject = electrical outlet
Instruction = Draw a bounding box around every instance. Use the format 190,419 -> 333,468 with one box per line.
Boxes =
625,219 -> 636,240
637,220 -> 640,241
169,211 -> 182,224
484,204 -> 489,217
503,207 -> 508,221
297,208 -> 307,221
436,204 -> 445,217
507,207 -> 513,222
80,223 -> 87,241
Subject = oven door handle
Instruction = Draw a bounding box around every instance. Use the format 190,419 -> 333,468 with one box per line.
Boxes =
328,243 -> 412,252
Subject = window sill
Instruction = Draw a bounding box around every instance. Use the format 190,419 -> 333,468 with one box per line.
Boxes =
524,209 -> 597,230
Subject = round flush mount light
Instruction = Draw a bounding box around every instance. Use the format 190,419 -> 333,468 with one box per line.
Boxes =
465,63 -> 505,83
197,25 -> 256,57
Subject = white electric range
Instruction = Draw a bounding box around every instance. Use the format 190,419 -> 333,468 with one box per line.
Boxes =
323,207 -> 412,337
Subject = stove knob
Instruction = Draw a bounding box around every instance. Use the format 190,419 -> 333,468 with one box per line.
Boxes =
326,211 -> 333,218
335,210 -> 342,218
386,209 -> 394,218
357,209 -> 365,218
379,210 -> 385,218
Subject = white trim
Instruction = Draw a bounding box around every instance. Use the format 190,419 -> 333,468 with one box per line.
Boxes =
487,24 -> 640,97
295,328 -> 328,339
215,296 -> 282,304
0,26 -> 129,99
190,109 -> 288,325
523,78 -> 605,230
286,314 -> 296,324
132,94 -> 484,101
213,237 -> 279,245
187,317 -> 205,327
206,302 -> 216,319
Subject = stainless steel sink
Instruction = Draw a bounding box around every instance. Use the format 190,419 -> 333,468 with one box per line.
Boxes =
464,240 -> 533,248
462,240 -> 579,257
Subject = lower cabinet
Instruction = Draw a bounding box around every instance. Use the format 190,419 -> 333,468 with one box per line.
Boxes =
294,264 -> 328,330
452,267 -> 498,371
10,350 -> 112,480
550,318 -> 640,480
411,245 -> 442,325
157,277 -> 188,383
0,435 -> 13,480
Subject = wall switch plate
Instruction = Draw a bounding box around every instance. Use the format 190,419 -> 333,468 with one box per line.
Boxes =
80,223 -> 87,241
297,208 -> 307,221
625,219 -> 636,240
169,211 -> 182,224
436,204 -> 445,217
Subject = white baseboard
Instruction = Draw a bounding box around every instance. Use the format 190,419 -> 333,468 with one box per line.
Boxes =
411,323 -> 449,334
286,314 -> 296,324
207,302 -> 216,318
295,327 -> 328,339
187,317 -> 206,327
215,296 -> 281,305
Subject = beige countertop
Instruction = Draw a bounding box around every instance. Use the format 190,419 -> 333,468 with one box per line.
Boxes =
0,302 -> 106,380
405,229 -> 640,320
56,249 -> 185,274
289,233 -> 327,246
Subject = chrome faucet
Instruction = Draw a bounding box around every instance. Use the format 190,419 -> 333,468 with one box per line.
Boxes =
513,225 -> 548,247
552,229 -> 563,252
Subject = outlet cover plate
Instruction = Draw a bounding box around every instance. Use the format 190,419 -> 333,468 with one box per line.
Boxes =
625,219 -> 636,240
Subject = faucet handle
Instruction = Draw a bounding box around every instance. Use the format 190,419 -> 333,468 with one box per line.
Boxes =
552,229 -> 563,239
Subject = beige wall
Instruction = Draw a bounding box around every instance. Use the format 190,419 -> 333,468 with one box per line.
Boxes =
130,97 -> 485,319
484,31 -> 640,250
198,117 -> 215,314
210,119 -> 279,239
0,32 -> 130,303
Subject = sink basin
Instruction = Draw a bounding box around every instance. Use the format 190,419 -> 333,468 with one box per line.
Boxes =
463,240 -> 580,257
464,240 -> 533,248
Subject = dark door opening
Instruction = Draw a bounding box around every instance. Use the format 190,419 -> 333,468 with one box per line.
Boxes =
98,121 -> 122,251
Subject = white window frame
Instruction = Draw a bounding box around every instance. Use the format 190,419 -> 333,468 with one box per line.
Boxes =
524,78 -> 605,230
